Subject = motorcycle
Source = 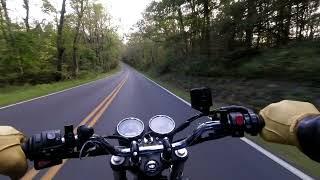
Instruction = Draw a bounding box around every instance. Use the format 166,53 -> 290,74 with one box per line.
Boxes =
22,87 -> 264,180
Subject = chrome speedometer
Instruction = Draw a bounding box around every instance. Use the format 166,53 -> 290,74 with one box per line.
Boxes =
149,115 -> 175,135
117,117 -> 144,138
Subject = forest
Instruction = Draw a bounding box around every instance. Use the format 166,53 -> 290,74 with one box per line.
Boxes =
0,0 -> 122,86
2,0 -> 319,86
124,0 -> 320,81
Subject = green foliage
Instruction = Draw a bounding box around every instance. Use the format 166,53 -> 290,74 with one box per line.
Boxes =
0,27 -> 56,85
41,0 -> 56,14
237,41 -> 320,81
124,0 -> 320,82
0,0 -> 121,86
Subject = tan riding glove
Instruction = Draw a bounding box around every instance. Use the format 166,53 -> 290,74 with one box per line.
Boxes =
259,100 -> 320,146
0,126 -> 28,179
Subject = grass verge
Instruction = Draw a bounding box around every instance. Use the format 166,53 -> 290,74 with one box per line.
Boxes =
0,66 -> 120,107
143,71 -> 320,178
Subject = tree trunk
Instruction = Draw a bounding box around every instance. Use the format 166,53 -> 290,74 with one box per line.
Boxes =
188,0 -> 197,49
23,0 -> 30,31
309,23 -> 314,39
0,0 -> 24,76
0,0 -> 13,43
245,0 -> 256,47
176,6 -> 188,54
298,2 -> 307,40
295,3 -> 300,38
72,0 -> 85,77
0,6 -> 8,41
72,28 -> 80,77
56,0 -> 67,80
283,2 -> 292,44
203,0 -> 211,58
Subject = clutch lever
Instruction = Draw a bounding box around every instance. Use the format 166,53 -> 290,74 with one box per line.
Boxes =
186,121 -> 228,146
169,113 -> 205,136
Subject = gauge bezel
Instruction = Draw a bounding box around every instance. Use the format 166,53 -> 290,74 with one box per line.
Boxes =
116,117 -> 145,138
148,115 -> 175,135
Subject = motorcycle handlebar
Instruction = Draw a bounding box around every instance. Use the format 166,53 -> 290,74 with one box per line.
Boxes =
22,121 -> 224,160
22,106 -> 264,169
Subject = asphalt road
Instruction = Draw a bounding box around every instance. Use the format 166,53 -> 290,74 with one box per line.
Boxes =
0,64 -> 309,179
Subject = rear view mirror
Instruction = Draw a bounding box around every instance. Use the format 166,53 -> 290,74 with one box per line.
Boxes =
190,87 -> 212,115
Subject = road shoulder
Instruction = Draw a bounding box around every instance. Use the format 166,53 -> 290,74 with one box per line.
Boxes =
0,66 -> 121,109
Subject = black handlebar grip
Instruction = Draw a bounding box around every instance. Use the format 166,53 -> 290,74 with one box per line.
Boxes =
21,140 -> 30,159
22,130 -> 64,160
258,114 -> 265,131
246,111 -> 264,136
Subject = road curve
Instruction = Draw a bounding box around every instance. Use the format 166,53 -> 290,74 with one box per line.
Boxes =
0,64 -> 309,179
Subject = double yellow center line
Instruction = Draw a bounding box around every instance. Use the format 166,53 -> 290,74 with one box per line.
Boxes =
22,73 -> 129,180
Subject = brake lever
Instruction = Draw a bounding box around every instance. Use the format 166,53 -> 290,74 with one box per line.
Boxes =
219,105 -> 251,111
170,113 -> 205,136
189,133 -> 229,146
186,121 -> 228,146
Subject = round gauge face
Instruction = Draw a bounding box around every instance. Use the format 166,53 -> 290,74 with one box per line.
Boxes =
117,117 -> 144,138
149,115 -> 175,135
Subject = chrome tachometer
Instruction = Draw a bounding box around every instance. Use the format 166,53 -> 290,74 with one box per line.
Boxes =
149,115 -> 175,135
117,117 -> 144,138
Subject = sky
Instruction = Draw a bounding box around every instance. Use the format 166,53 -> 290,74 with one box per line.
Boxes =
6,0 -> 150,38
104,0 -> 150,35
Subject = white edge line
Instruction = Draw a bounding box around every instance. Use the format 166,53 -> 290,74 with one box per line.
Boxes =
0,71 -> 121,110
241,137 -> 312,180
140,72 -> 313,180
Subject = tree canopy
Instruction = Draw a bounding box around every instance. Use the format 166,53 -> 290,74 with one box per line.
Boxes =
0,0 -> 122,86
124,0 -> 320,76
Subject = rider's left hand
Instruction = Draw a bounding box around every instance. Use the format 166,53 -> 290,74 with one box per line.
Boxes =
0,126 -> 28,179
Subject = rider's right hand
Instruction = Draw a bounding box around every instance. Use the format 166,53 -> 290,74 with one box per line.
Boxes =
259,100 -> 320,162
0,126 -> 28,179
